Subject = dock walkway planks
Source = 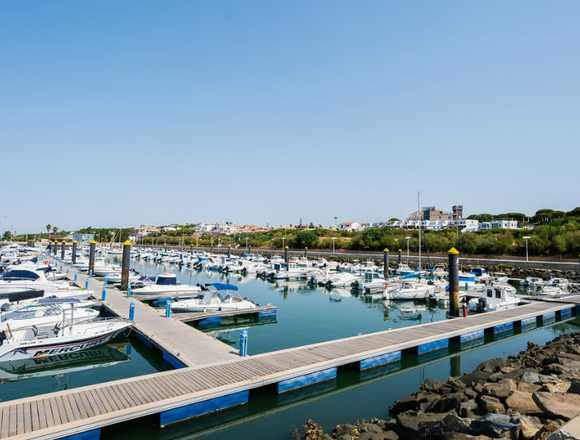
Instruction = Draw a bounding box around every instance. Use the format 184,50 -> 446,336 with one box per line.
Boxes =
0,299 -> 575,440
74,270 -> 238,368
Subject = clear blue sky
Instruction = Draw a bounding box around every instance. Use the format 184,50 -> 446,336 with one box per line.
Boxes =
2,1 -> 578,233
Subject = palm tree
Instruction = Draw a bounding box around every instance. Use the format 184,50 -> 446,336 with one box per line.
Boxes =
46,224 -> 52,239
52,226 -> 58,238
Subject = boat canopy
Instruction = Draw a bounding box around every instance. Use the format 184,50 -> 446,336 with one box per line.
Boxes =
155,273 -> 177,285
210,283 -> 239,291
0,270 -> 40,281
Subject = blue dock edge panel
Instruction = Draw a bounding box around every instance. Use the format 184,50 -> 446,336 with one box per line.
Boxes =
560,308 -> 573,319
135,331 -> 153,348
160,390 -> 249,426
493,322 -> 514,334
258,309 -> 277,319
197,316 -> 222,327
277,368 -> 337,394
521,317 -> 537,329
418,338 -> 448,355
360,351 -> 401,370
460,329 -> 484,345
61,429 -> 101,440
162,351 -> 186,369
543,312 -> 556,322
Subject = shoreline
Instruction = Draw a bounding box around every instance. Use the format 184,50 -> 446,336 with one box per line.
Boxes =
293,332 -> 580,440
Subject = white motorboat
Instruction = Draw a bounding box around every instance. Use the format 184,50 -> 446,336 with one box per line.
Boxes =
319,272 -> 359,288
132,273 -> 201,297
170,293 -> 256,313
468,285 -> 520,312
0,318 -> 131,361
1,304 -> 99,331
387,281 -> 434,300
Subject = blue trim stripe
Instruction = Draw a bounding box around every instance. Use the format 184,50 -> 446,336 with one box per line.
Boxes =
418,338 -> 448,355
162,351 -> 186,369
258,310 -> 277,319
360,351 -> 401,370
543,312 -> 556,322
493,322 -> 513,334
460,329 -> 484,344
61,429 -> 101,440
135,332 -> 153,348
159,390 -> 249,426
197,316 -> 222,327
521,317 -> 537,329
277,368 -> 337,394
560,308 -> 573,319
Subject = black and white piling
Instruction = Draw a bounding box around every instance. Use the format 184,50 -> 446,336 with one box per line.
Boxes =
71,241 -> 77,265
448,247 -> 460,317
121,240 -> 131,291
383,248 -> 389,280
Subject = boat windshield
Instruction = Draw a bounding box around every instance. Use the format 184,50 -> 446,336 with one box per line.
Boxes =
1,270 -> 40,281
156,275 -> 177,286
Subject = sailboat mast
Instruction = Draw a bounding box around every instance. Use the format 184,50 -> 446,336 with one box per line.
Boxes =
417,191 -> 422,272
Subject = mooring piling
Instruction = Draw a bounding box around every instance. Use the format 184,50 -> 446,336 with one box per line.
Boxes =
129,301 -> 135,321
239,329 -> 248,356
88,240 -> 96,276
121,240 -> 131,291
71,241 -> 77,264
383,248 -> 389,279
448,247 -> 460,317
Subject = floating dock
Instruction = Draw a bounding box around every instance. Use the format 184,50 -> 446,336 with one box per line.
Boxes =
73,269 -> 238,368
0,295 -> 578,440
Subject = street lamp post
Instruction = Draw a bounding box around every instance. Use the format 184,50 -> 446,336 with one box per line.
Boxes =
523,236 -> 531,262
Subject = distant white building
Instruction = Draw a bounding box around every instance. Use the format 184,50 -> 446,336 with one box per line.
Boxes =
339,221 -> 365,232
480,220 -> 518,230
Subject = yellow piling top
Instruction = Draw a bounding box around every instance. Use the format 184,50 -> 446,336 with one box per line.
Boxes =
448,247 -> 460,255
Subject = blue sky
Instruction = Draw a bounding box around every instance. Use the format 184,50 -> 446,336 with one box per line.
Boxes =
1,1 -> 578,233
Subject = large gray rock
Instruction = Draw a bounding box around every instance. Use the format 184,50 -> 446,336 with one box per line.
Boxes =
396,411 -> 450,436
482,379 -> 517,398
470,413 -> 519,437
459,400 -> 479,418
505,391 -> 543,415
479,395 -> 505,414
441,412 -> 472,434
534,392 -> 580,420
517,415 -> 543,439
541,381 -> 572,393
521,371 -> 541,384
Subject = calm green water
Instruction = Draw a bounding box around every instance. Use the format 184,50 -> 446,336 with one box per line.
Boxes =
0,336 -> 172,402
131,260 -> 448,354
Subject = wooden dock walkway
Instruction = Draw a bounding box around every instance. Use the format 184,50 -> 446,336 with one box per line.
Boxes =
0,298 -> 576,440
173,305 -> 277,324
73,269 -> 238,368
